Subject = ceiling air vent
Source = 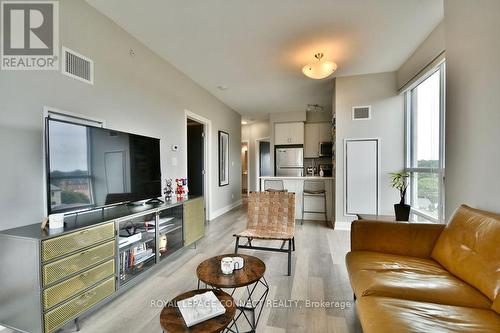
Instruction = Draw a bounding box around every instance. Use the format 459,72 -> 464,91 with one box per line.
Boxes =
352,106 -> 371,120
62,47 -> 94,85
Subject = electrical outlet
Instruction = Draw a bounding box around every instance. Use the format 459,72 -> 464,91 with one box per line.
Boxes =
231,193 -> 234,199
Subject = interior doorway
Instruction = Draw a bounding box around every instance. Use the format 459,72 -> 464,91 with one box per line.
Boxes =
185,111 -> 211,220
256,138 -> 271,191
241,142 -> 249,195
187,118 -> 204,197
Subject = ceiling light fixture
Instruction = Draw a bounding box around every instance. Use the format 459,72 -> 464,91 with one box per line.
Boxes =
306,104 -> 324,112
241,120 -> 248,125
302,53 -> 337,79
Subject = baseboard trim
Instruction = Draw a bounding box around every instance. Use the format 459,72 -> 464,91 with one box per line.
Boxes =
209,199 -> 242,220
333,221 -> 352,231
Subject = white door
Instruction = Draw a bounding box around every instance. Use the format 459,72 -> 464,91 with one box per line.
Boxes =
345,139 -> 379,215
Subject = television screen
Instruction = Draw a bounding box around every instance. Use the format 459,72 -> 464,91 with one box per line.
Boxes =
46,118 -> 161,214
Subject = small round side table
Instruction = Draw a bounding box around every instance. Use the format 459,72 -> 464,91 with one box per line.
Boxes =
160,289 -> 236,333
196,254 -> 269,333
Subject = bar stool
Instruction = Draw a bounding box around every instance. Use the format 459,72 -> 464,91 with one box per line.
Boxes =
264,179 -> 285,192
302,180 -> 328,225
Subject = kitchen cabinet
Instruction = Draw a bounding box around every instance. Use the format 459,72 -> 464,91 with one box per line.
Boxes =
304,122 -> 332,158
274,122 -> 304,145
304,123 -> 320,158
319,122 -> 332,142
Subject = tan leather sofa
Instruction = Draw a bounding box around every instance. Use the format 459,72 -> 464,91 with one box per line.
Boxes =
346,205 -> 500,333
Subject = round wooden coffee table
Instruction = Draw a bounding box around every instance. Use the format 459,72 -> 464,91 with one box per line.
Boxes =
196,254 -> 266,289
196,254 -> 269,333
160,289 -> 236,333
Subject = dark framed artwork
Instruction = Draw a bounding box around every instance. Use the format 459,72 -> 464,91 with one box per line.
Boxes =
218,131 -> 229,186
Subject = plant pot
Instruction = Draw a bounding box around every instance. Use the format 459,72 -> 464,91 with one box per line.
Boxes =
394,203 -> 411,221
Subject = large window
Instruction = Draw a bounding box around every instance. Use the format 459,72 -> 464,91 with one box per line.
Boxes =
48,120 -> 94,211
405,63 -> 445,222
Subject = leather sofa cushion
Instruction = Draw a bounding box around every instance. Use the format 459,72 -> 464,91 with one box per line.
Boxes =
346,251 -> 492,309
351,220 -> 445,258
357,296 -> 500,333
493,295 -> 500,315
431,205 -> 500,301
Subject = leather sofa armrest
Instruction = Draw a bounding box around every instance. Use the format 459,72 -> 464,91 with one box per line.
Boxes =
350,220 -> 445,258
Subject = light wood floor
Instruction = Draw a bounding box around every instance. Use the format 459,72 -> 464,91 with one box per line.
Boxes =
7,204 -> 362,333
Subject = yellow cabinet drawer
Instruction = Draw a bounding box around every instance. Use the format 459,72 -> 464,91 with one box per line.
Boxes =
44,277 -> 115,333
43,241 -> 115,286
42,222 -> 115,262
43,259 -> 115,310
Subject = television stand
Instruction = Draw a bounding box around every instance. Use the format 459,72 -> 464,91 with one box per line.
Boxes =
145,198 -> 164,205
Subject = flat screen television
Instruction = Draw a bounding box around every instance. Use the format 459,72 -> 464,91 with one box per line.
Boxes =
45,118 -> 161,214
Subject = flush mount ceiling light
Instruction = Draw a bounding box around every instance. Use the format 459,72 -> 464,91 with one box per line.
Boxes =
302,53 -> 337,79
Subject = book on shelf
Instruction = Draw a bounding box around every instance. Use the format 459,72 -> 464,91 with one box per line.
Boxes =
119,232 -> 142,248
120,243 -> 154,271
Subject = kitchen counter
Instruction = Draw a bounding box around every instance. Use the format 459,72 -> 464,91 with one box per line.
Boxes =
259,177 -> 334,223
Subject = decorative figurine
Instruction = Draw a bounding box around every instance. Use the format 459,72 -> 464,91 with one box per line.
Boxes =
176,178 -> 185,199
163,179 -> 174,202
175,178 -> 189,199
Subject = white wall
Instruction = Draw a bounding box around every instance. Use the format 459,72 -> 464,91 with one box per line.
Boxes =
0,0 -> 241,230
335,72 -> 404,222
241,121 -> 270,191
397,21 -> 445,90
443,0 -> 500,218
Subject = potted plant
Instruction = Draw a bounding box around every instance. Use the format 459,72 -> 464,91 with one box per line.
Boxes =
390,171 -> 411,221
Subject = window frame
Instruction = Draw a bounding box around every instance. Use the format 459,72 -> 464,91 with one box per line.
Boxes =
43,107 -> 105,215
404,62 -> 446,223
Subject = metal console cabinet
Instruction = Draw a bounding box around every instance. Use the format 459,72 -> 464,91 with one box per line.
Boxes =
0,196 -> 205,333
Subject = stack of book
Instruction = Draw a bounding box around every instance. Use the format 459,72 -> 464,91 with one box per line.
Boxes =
120,243 -> 154,273
178,291 -> 226,327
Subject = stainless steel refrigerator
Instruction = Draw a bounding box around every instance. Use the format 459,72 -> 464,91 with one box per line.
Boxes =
275,147 -> 304,176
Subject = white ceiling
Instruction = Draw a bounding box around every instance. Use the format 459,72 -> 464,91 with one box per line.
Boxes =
86,0 -> 443,117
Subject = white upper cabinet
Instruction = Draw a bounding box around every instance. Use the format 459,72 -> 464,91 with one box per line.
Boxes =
319,122 -> 332,142
304,122 -> 332,158
275,122 -> 304,145
304,123 -> 320,157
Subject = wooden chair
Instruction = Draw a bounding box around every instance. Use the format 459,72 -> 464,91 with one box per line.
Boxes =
234,191 -> 296,275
